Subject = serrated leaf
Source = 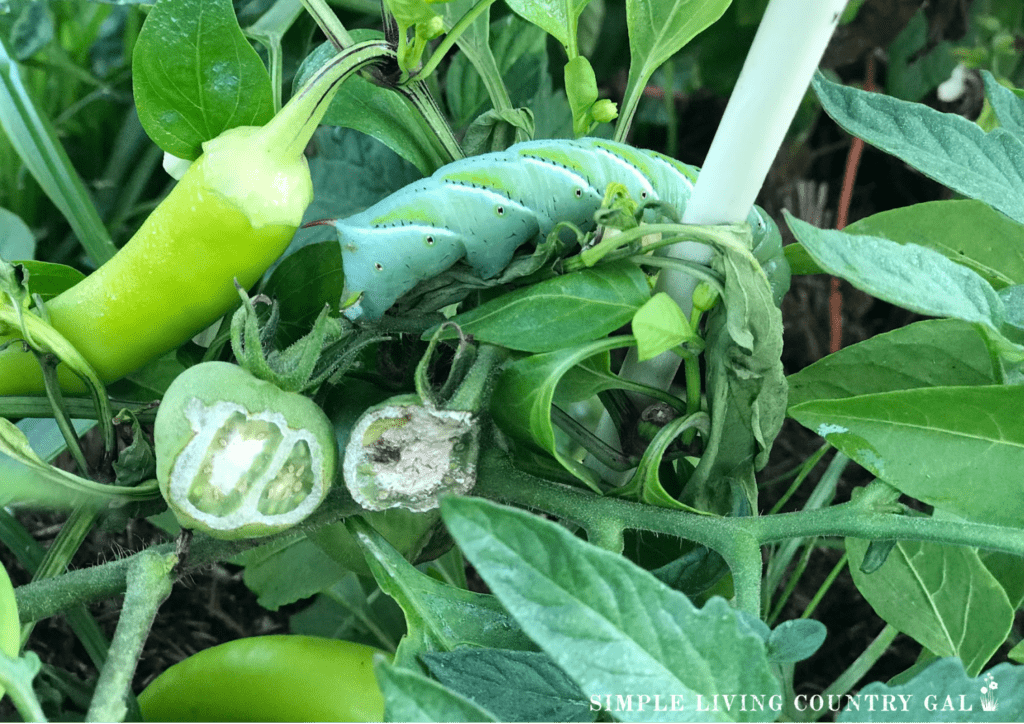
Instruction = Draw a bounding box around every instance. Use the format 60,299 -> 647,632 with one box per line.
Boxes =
812,72 -> 1024,225
786,319 -> 997,408
233,534 -> 348,610
421,649 -> 595,722
838,658 -> 1023,722
375,658 -> 499,723
786,213 -> 1006,330
132,0 -> 274,159
790,386 -> 1024,528
441,497 -> 780,723
437,263 -> 650,353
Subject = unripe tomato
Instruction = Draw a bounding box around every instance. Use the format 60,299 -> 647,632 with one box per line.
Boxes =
154,362 -> 337,539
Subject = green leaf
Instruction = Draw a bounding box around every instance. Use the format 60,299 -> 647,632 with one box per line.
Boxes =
286,127 -> 425,255
687,228 -> 786,516
0,37 -> 117,265
843,200 -> 1024,290
787,319 -> 998,408
262,241 -> 346,346
421,649 -> 595,722
632,292 -> 694,362
979,551 -> 1024,610
292,37 -> 448,177
0,418 -> 157,509
375,658 -> 499,722
232,533 -> 348,611
437,263 -> 650,353
132,0 -> 274,160
811,72 -> 1024,225
981,70 -> 1024,142
847,539 -> 1012,677
9,1 -> 53,60
7,261 -> 85,302
1000,284 -> 1024,330
785,213 -> 1006,329
843,200 -> 1024,291
840,658 -> 1023,722
783,242 -> 824,275
504,0 -> 591,51
0,207 -> 34,261
621,0 -> 731,130
765,619 -> 827,664
441,497 -> 780,723
791,386 -> 1024,528
347,517 -> 534,662
490,336 -> 632,489
885,7 -> 956,102
445,13 -> 547,132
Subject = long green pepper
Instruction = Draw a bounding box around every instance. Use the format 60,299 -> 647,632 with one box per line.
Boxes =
0,42 -> 387,396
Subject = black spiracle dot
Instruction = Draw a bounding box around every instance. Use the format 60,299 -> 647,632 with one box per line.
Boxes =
426,235 -> 435,246
374,262 -> 384,271
641,191 -> 649,199
496,205 -> 505,216
575,188 -> 583,198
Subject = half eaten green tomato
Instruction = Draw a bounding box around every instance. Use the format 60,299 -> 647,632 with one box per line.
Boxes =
154,362 -> 337,540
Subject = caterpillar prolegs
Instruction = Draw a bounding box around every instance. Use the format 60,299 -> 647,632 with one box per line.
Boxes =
329,138 -> 784,321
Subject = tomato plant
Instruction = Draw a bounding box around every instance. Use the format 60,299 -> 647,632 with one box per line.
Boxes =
2,0 -> 1023,721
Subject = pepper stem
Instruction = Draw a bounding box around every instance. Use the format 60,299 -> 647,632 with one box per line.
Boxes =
261,40 -> 394,160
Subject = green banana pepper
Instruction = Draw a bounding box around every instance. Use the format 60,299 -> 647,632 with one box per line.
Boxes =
0,43 -> 387,396
137,635 -> 385,722
154,362 -> 337,540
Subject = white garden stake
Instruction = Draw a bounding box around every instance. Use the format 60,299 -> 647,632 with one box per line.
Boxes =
594,0 -> 850,473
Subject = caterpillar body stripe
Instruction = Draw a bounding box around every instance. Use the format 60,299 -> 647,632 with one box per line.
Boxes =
331,138 -> 780,321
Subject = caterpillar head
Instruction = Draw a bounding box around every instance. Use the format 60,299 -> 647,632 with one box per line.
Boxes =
337,222 -> 464,321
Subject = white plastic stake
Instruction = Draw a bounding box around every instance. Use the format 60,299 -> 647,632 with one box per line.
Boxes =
594,0 -> 849,474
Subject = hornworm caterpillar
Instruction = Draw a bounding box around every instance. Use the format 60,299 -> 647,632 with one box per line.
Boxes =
329,138 -> 783,321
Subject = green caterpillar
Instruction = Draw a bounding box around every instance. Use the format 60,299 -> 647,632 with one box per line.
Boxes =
329,138 -> 785,321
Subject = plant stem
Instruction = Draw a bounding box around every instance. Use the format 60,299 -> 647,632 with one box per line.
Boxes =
609,0 -> 849,411
394,81 -> 464,163
14,493 -> 361,624
415,0 -> 499,83
265,40 -> 392,160
85,550 -> 176,723
299,0 -> 354,49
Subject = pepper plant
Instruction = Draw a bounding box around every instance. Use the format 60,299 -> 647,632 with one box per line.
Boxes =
1,0 -> 1023,721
